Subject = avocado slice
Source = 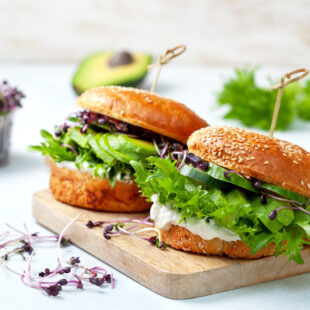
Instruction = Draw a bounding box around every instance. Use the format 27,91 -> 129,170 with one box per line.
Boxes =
69,128 -> 89,148
99,133 -> 139,164
116,135 -> 157,156
88,134 -> 115,165
72,51 -> 152,94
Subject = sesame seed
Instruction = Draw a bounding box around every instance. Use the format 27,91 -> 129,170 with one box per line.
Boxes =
301,180 -> 305,186
264,161 -> 269,165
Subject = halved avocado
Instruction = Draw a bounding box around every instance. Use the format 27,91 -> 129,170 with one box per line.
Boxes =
72,51 -> 152,94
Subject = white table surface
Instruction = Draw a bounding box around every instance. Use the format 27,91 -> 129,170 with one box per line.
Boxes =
1,63 -> 310,310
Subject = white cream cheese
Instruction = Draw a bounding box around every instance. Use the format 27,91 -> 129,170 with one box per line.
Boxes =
56,161 -> 94,173
150,194 -> 240,242
55,161 -> 132,181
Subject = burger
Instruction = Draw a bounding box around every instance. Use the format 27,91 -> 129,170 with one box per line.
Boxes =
29,86 -> 207,212
132,126 -> 310,263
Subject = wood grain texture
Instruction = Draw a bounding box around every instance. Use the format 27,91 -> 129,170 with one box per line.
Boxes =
32,189 -> 310,299
1,0 -> 310,66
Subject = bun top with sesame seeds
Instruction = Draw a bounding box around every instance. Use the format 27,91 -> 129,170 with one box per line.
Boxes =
188,126 -> 310,198
76,86 -> 208,144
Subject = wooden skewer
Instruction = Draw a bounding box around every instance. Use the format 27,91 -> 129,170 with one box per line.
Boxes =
148,44 -> 186,93
269,68 -> 308,137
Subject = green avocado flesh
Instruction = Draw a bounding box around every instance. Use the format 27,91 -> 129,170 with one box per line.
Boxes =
72,51 -> 152,94
117,135 -> 157,156
99,133 -> 141,163
88,134 -> 115,164
98,133 -> 157,163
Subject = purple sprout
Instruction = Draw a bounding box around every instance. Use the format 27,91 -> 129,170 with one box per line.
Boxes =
103,225 -> 114,240
86,216 -> 166,250
69,257 -> 80,265
260,194 -> 267,204
0,81 -> 25,115
61,143 -> 78,156
69,111 -> 129,134
0,223 -> 114,297
269,205 -> 310,221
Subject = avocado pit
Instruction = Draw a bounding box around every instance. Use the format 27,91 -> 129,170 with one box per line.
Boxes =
108,51 -> 134,67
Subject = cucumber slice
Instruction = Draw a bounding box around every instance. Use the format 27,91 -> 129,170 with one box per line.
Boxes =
180,164 -> 258,193
207,164 -> 258,193
261,182 -> 309,205
179,164 -> 228,189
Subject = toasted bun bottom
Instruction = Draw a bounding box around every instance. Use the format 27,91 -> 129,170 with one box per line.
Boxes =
49,159 -> 151,212
160,225 -> 275,259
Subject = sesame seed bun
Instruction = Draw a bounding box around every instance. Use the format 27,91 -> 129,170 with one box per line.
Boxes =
188,126 -> 310,198
159,225 -> 275,258
76,86 -> 208,143
48,158 -> 151,212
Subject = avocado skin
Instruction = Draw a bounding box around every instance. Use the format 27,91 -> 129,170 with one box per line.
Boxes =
72,51 -> 152,95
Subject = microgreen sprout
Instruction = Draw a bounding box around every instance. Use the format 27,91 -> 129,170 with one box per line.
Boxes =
223,169 -> 249,180
0,81 -> 25,115
0,218 -> 114,297
269,205 -> 310,220
61,143 -> 78,156
86,216 -> 167,249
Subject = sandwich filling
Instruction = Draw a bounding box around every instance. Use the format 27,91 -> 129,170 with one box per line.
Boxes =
29,110 -> 171,186
131,153 -> 310,264
29,111 -> 310,264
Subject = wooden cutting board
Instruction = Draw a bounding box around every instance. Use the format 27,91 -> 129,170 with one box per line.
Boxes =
32,189 -> 310,299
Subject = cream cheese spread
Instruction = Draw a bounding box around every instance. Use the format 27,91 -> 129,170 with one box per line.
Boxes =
150,194 -> 240,242
56,161 -> 94,173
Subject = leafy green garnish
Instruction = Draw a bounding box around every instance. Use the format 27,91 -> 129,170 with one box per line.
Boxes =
132,157 -> 310,263
216,67 -> 310,130
28,130 -> 76,162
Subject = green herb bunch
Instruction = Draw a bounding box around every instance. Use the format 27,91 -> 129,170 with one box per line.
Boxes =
216,68 -> 310,130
